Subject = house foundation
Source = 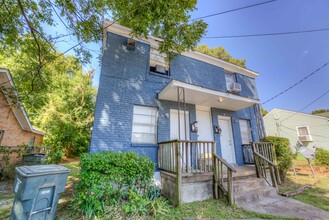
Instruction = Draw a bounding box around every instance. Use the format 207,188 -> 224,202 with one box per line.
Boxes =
160,171 -> 213,204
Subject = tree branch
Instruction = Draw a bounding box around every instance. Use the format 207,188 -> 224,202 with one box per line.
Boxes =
17,0 -> 43,68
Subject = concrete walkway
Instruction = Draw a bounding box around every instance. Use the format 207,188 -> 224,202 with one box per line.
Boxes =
239,195 -> 329,220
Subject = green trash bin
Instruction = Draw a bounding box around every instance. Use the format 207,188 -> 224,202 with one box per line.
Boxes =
10,165 -> 70,220
22,153 -> 46,166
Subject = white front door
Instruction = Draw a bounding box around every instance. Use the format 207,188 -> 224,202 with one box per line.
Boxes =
196,106 -> 213,141
170,109 -> 190,140
218,116 -> 236,164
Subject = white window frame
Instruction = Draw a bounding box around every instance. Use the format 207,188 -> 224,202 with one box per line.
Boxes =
296,126 -> 312,139
131,105 -> 158,144
150,46 -> 169,76
225,73 -> 236,91
239,119 -> 252,145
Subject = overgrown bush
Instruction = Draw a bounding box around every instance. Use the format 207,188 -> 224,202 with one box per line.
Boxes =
75,151 -> 166,219
315,148 -> 329,166
263,136 -> 294,181
45,149 -> 64,164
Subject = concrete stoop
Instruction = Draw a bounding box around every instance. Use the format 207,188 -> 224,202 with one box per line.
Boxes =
234,177 -> 329,220
233,178 -> 277,205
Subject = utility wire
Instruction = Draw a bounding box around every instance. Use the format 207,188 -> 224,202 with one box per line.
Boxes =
280,88 -> 329,122
262,59 -> 329,105
191,0 -> 277,21
203,27 -> 329,39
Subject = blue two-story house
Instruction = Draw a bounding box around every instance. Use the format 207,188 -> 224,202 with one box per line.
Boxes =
90,21 -> 264,172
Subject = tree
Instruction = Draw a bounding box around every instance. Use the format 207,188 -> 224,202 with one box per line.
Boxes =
0,43 -> 96,160
311,109 -> 329,115
1,0 -> 207,66
261,107 -> 268,117
195,44 -> 246,68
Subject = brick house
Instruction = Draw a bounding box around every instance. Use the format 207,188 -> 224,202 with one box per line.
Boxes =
89,22 -> 283,205
0,68 -> 44,146
90,22 -> 264,165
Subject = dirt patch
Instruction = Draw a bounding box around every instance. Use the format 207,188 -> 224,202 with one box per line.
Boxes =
294,165 -> 329,177
60,157 -> 80,165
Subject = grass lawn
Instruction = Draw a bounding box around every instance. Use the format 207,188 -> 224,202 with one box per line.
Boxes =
279,153 -> 329,212
156,199 -> 288,220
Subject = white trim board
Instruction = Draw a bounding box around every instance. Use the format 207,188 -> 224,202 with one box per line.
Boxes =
0,68 -> 44,135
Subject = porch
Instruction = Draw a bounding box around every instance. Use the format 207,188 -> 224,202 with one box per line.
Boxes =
158,140 -> 281,205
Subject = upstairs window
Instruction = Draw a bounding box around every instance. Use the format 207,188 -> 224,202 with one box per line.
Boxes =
132,105 -> 158,144
239,119 -> 252,144
150,46 -> 169,76
225,73 -> 235,91
225,72 -> 241,92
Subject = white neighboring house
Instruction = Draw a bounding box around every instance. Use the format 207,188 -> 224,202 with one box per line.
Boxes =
263,108 -> 329,150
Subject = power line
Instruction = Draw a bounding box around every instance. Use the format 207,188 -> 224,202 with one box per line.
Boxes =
262,59 -> 329,105
280,88 -> 329,122
192,0 -> 277,21
203,27 -> 329,39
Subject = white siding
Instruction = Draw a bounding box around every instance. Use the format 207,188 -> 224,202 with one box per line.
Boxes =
263,109 -> 329,150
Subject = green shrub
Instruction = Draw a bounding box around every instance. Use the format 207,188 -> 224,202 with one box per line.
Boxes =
263,136 -> 294,181
315,148 -> 329,166
45,150 -> 64,164
75,151 -> 155,218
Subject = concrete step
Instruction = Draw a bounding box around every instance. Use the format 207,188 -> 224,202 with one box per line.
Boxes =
233,178 -> 268,193
235,185 -> 277,205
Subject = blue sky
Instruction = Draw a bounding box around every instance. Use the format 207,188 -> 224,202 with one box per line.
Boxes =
52,0 -> 329,114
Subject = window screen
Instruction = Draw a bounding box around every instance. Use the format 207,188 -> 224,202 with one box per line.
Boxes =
239,119 -> 252,144
297,126 -> 310,136
225,73 -> 235,91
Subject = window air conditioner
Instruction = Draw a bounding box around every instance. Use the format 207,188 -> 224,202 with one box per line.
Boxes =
231,82 -> 241,92
298,135 -> 313,142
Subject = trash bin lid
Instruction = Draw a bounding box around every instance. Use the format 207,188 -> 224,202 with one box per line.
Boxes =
16,165 -> 70,177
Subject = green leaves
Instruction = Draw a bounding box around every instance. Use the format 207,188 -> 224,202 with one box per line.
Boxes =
264,136 -> 294,181
195,44 -> 247,68
315,148 -> 329,166
1,43 -> 96,160
1,0 -> 207,64
76,151 -> 155,217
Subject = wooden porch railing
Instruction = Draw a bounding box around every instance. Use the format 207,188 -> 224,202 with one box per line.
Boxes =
158,140 -> 216,205
158,140 -> 238,205
158,140 -> 216,174
213,154 -> 236,205
252,142 -> 281,190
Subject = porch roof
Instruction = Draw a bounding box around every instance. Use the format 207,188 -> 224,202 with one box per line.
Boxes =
158,80 -> 259,111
